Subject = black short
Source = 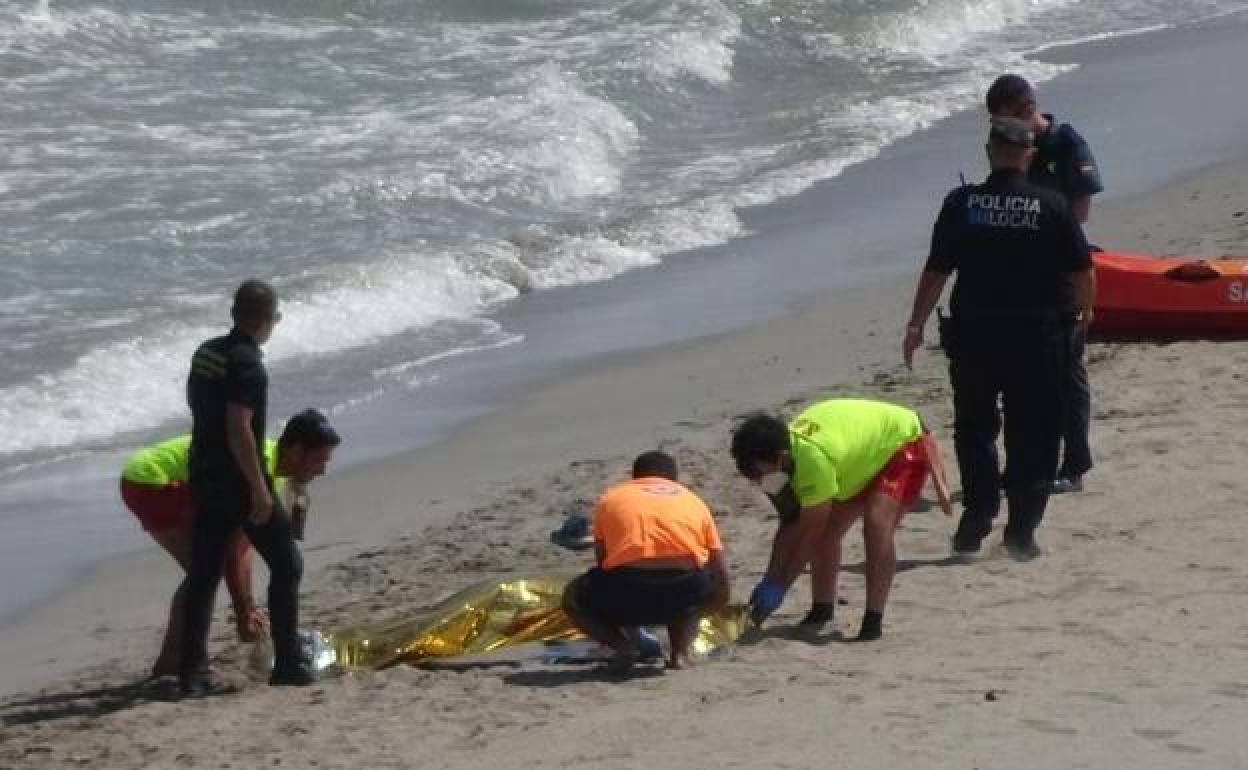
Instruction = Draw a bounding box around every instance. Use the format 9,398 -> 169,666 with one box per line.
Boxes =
578,566 -> 711,626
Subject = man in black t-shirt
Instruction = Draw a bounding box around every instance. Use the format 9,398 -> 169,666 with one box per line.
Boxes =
987,74 -> 1103,493
179,279 -> 315,695
903,118 -> 1095,560
986,74 -> 1103,223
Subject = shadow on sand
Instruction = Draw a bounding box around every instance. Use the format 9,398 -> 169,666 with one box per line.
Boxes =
0,676 -> 213,728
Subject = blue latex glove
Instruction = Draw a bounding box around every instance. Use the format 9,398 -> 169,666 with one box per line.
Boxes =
748,578 -> 786,623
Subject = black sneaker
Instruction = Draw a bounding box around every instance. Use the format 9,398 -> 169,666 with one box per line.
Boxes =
1003,538 -> 1042,562
952,518 -> 992,555
854,611 -> 883,641
1051,476 -> 1083,494
951,535 -> 981,556
854,625 -> 882,642
798,603 -> 835,629
178,671 -> 236,698
269,662 -> 317,687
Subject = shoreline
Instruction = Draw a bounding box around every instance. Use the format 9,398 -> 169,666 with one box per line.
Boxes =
0,267 -> 910,696
4,145 -> 1246,698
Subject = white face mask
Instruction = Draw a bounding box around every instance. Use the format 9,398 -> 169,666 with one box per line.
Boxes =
757,471 -> 790,497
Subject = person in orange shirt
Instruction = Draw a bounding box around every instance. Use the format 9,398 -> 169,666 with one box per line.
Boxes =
562,451 -> 730,672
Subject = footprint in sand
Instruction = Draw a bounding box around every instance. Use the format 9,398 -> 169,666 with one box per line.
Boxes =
1020,718 -> 1077,735
1211,682 -> 1248,699
672,419 -> 711,429
1065,690 -> 1126,705
1135,439 -> 1172,455
1132,729 -> 1206,755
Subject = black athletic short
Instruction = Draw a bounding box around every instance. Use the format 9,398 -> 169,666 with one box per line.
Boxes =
579,566 -> 711,626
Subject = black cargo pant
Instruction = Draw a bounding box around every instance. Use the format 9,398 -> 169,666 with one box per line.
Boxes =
180,484 -> 303,678
1058,328 -> 1093,479
945,319 -> 1068,544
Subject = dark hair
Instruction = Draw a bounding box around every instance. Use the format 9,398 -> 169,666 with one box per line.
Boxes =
231,279 -> 278,324
279,408 -> 341,450
631,450 -> 678,481
985,73 -> 1034,114
730,413 -> 789,479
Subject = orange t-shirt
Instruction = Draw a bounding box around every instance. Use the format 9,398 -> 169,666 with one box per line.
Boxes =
592,477 -> 723,570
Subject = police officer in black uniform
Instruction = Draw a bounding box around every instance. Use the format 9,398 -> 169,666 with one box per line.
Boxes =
179,279 -> 314,695
902,117 -> 1095,559
987,74 -> 1104,493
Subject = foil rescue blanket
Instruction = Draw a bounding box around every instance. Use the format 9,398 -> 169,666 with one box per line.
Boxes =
324,574 -> 750,669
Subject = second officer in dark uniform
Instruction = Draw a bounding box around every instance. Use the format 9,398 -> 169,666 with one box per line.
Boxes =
902,117 -> 1095,559
986,73 -> 1104,494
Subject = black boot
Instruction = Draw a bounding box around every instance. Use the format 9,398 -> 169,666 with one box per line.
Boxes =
1003,484 -> 1049,561
952,512 -> 993,555
799,602 -> 836,629
269,661 -> 317,687
855,610 -> 883,641
178,669 -> 236,698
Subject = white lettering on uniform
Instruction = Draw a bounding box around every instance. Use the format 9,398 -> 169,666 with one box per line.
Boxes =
966,194 -> 1041,230
1230,282 -> 1245,303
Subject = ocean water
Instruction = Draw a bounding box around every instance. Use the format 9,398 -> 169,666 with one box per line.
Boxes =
3,0 -> 1244,470
2,0 -> 1246,622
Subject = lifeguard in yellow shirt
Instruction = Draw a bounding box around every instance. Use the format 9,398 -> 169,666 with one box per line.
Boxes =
731,399 -> 951,641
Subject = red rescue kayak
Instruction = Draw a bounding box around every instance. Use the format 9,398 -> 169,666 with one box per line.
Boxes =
1091,251 -> 1248,336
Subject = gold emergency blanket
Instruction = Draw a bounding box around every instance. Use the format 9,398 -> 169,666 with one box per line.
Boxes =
325,574 -> 751,670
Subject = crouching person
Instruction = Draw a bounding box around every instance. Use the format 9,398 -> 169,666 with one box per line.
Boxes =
732,399 -> 942,641
562,451 -> 730,672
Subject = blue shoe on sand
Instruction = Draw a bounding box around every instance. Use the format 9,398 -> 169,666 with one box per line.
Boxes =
550,513 -> 594,551
635,628 -> 663,662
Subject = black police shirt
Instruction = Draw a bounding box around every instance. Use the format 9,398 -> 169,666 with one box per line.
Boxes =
186,327 -> 268,494
1030,115 -> 1104,201
924,169 -> 1091,319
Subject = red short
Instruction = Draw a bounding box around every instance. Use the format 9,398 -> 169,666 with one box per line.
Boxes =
119,478 -> 193,533
850,438 -> 929,510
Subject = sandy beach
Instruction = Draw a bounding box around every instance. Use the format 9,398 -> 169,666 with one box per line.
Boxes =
6,18 -> 1248,770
